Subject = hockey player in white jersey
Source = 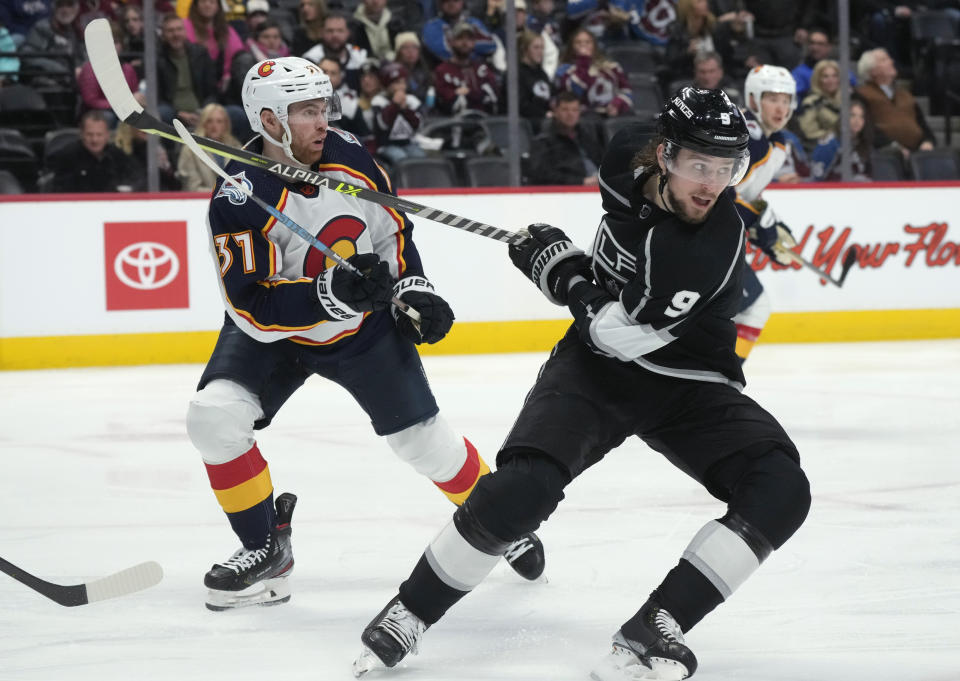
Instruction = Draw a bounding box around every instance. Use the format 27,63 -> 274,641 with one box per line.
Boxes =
732,65 -> 800,360
185,57 -> 544,611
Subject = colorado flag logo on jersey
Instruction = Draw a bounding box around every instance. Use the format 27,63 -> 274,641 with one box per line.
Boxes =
215,171 -> 253,205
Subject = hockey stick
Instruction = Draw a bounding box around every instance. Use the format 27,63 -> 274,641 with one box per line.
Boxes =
83,18 -> 523,246
775,242 -> 859,288
172,119 -> 421,327
0,556 -> 162,607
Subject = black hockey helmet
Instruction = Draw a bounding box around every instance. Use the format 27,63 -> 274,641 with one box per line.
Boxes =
658,87 -> 750,185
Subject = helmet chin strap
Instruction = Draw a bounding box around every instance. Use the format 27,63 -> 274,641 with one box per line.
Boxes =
261,122 -> 310,168
658,171 -> 673,212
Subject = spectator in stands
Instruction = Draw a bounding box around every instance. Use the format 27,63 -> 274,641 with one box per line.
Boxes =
394,31 -> 434,107
77,21 -> 137,125
856,47 -> 935,157
742,0 -> 802,69
796,58 -> 840,151
176,102 -> 239,191
527,90 -> 603,185
421,0 -> 496,63
50,110 -> 141,192
357,58 -> 383,131
809,94 -> 873,182
372,61 -> 426,163
115,120 -> 180,190
518,29 -> 553,130
304,11 -> 369,90
119,4 -> 144,78
321,55 -> 372,140
555,28 -> 632,118
487,0 -> 558,78
184,0 -> 244,92
242,0 -> 271,41
526,0 -> 562,46
157,13 -> 218,128
709,4 -> 758,81
692,51 -> 741,106
76,0 -> 117,30
352,0 -> 399,61
246,20 -> 291,60
21,0 -> 85,81
665,0 -> 720,82
0,0 -> 49,47
0,20 -> 20,83
566,0 -> 675,46
790,28 -> 856,101
433,21 -> 501,115
291,0 -> 327,56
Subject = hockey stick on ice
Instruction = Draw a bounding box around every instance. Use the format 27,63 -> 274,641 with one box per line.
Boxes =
172,119 -> 422,328
0,556 -> 162,607
83,18 -> 523,246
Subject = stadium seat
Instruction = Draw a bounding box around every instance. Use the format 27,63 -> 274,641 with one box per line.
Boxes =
0,84 -> 46,112
629,75 -> 662,120
463,156 -> 509,187
607,44 -> 660,74
391,157 -> 458,188
43,128 -> 80,165
0,139 -> 38,191
909,148 -> 960,180
870,149 -> 907,181
0,169 -> 24,194
480,116 -> 533,156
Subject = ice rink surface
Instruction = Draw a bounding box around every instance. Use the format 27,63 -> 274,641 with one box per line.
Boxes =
1,340 -> 958,681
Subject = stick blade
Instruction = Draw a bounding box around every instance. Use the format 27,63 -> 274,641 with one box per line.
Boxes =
83,18 -> 143,121
838,245 -> 859,287
84,561 -> 163,604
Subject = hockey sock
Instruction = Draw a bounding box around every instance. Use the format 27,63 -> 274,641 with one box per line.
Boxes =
735,323 -> 763,361
205,443 -> 276,549
434,438 -> 490,505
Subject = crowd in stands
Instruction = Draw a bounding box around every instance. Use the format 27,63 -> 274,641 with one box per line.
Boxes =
2,0 -> 960,193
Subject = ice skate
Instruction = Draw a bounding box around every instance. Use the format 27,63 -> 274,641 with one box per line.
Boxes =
204,492 -> 296,611
353,595 -> 427,677
590,601 -> 697,681
503,531 -> 546,580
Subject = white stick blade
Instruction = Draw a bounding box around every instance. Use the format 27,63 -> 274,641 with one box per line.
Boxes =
83,18 -> 144,121
84,561 -> 163,603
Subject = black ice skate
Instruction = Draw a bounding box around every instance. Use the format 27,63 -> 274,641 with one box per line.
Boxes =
503,531 -> 546,580
590,601 -> 698,681
352,595 -> 427,677
204,492 -> 296,611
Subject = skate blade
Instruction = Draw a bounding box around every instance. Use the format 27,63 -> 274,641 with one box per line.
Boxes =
590,653 -> 687,681
352,646 -> 385,678
205,576 -> 291,611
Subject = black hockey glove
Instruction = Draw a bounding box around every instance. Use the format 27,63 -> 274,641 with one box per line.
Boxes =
315,252 -> 394,320
747,203 -> 798,266
568,279 -> 615,353
508,224 -> 592,306
392,276 -> 455,344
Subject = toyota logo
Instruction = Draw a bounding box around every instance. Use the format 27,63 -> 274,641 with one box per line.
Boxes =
114,242 -> 180,290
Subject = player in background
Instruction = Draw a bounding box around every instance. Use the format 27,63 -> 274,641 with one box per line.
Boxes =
352,88 -> 810,680
733,65 -> 801,361
185,57 -> 544,612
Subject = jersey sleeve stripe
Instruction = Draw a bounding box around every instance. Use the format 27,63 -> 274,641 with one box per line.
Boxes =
260,188 -> 288,276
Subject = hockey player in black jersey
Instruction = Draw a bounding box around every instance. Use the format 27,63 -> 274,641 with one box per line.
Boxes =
185,57 -> 544,612
353,87 -> 810,680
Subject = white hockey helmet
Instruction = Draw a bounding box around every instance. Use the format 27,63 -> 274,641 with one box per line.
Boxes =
242,57 -> 342,163
744,64 -> 797,118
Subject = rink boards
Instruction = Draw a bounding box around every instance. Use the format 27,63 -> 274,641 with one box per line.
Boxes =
1,182 -> 959,369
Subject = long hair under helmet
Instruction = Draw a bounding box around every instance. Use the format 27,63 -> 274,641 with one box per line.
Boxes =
242,57 -> 342,164
657,86 -> 751,189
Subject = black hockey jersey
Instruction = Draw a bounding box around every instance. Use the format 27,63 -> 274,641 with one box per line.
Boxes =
588,166 -> 747,390
206,128 -> 424,349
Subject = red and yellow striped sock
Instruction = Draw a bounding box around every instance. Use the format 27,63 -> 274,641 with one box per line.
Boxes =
735,323 -> 763,361
205,443 -> 275,549
434,438 -> 490,506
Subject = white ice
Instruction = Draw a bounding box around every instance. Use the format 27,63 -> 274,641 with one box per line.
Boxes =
1,340 -> 958,681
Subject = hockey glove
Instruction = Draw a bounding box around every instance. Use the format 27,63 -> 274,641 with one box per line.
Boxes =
747,203 -> 798,266
392,276 -> 454,344
315,252 -> 394,320
508,224 -> 592,306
